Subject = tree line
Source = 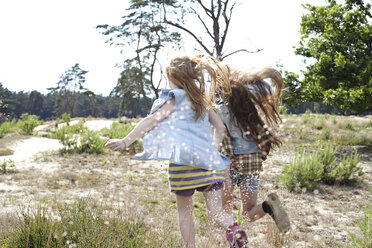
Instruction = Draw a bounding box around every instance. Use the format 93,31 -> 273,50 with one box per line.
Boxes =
0,81 -> 151,121
0,0 -> 370,122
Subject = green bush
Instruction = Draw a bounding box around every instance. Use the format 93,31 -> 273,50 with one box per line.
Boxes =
323,151 -> 364,185
281,143 -> 364,191
74,130 -> 106,154
281,149 -> 324,191
51,121 -> 106,154
319,127 -> 332,140
279,105 -> 288,115
313,116 -> 326,130
360,120 -> 372,129
16,113 -> 43,135
335,134 -> 372,146
302,111 -> 314,124
100,121 -> 135,139
0,120 -> 17,138
342,120 -> 355,130
347,193 -> 372,247
0,159 -> 15,174
59,131 -> 106,154
51,121 -> 86,141
3,199 -> 168,248
101,122 -> 142,153
61,113 -> 71,125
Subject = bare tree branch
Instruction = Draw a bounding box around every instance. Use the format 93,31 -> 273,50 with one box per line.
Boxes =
163,19 -> 213,56
190,7 -> 214,40
196,0 -> 213,18
220,1 -> 235,52
221,48 -> 263,60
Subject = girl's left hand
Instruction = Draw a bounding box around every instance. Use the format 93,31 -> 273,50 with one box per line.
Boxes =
105,139 -> 126,151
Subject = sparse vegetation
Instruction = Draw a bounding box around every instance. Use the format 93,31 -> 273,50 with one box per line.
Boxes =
16,113 -> 43,135
347,190 -> 372,248
100,121 -> 142,153
2,198 -> 175,248
0,159 -> 15,174
281,143 -> 364,191
0,114 -> 371,247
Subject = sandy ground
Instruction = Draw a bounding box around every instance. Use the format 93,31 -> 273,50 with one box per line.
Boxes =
0,119 -> 371,247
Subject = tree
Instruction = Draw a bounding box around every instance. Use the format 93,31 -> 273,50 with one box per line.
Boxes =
276,65 -> 302,109
48,63 -> 89,117
28,91 -> 44,117
111,65 -> 153,118
295,0 -> 371,113
97,0 -> 180,112
0,83 -> 12,121
162,0 -> 262,61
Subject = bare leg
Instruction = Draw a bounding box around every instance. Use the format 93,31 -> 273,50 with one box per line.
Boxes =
203,189 -> 235,229
222,169 -> 234,214
240,190 -> 266,222
175,194 -> 195,248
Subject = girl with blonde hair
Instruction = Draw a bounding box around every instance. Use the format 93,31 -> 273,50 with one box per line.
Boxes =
106,55 -> 248,248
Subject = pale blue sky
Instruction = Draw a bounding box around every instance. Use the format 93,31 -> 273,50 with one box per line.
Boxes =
0,0 -> 325,96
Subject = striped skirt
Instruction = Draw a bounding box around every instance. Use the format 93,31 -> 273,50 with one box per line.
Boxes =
168,163 -> 225,191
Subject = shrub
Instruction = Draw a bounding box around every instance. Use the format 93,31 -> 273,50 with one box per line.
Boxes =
0,159 -> 15,174
335,134 -> 372,146
0,120 -> 17,138
51,121 -> 86,141
74,130 -> 107,154
347,193 -> 372,247
16,113 -> 43,135
61,113 -> 71,125
3,199 -> 168,248
281,149 -> 324,191
342,120 -> 355,130
360,120 -> 372,129
323,151 -> 364,185
101,122 -> 142,153
59,131 -> 106,154
279,105 -> 288,115
319,127 -> 332,141
302,111 -> 314,124
313,116 -> 326,130
51,121 -> 106,154
281,143 -> 364,191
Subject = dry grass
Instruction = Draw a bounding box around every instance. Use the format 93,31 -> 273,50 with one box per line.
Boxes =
0,116 -> 371,247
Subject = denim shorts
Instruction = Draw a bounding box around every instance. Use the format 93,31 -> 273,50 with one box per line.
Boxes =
172,182 -> 224,197
229,169 -> 260,192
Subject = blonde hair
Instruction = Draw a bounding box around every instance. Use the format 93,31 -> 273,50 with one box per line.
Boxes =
166,55 -> 217,121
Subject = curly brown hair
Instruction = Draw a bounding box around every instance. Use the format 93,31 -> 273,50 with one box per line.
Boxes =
220,66 -> 283,155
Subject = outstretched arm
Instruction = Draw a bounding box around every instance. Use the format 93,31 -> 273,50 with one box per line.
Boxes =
208,109 -> 226,151
105,98 -> 175,151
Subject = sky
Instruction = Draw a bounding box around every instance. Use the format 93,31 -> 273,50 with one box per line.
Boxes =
0,0 -> 326,96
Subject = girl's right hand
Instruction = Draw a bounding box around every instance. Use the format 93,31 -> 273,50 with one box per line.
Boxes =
105,139 -> 126,151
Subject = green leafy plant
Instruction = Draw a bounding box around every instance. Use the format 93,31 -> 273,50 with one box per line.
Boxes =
59,130 -> 106,154
0,159 -> 15,174
51,121 -> 86,141
347,192 -> 372,247
3,199 -> 168,248
341,120 -> 355,130
323,151 -> 363,185
319,127 -> 332,140
281,149 -> 324,191
281,143 -> 364,191
0,120 -> 17,138
16,113 -> 43,135
101,122 -> 142,153
61,113 -> 71,125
